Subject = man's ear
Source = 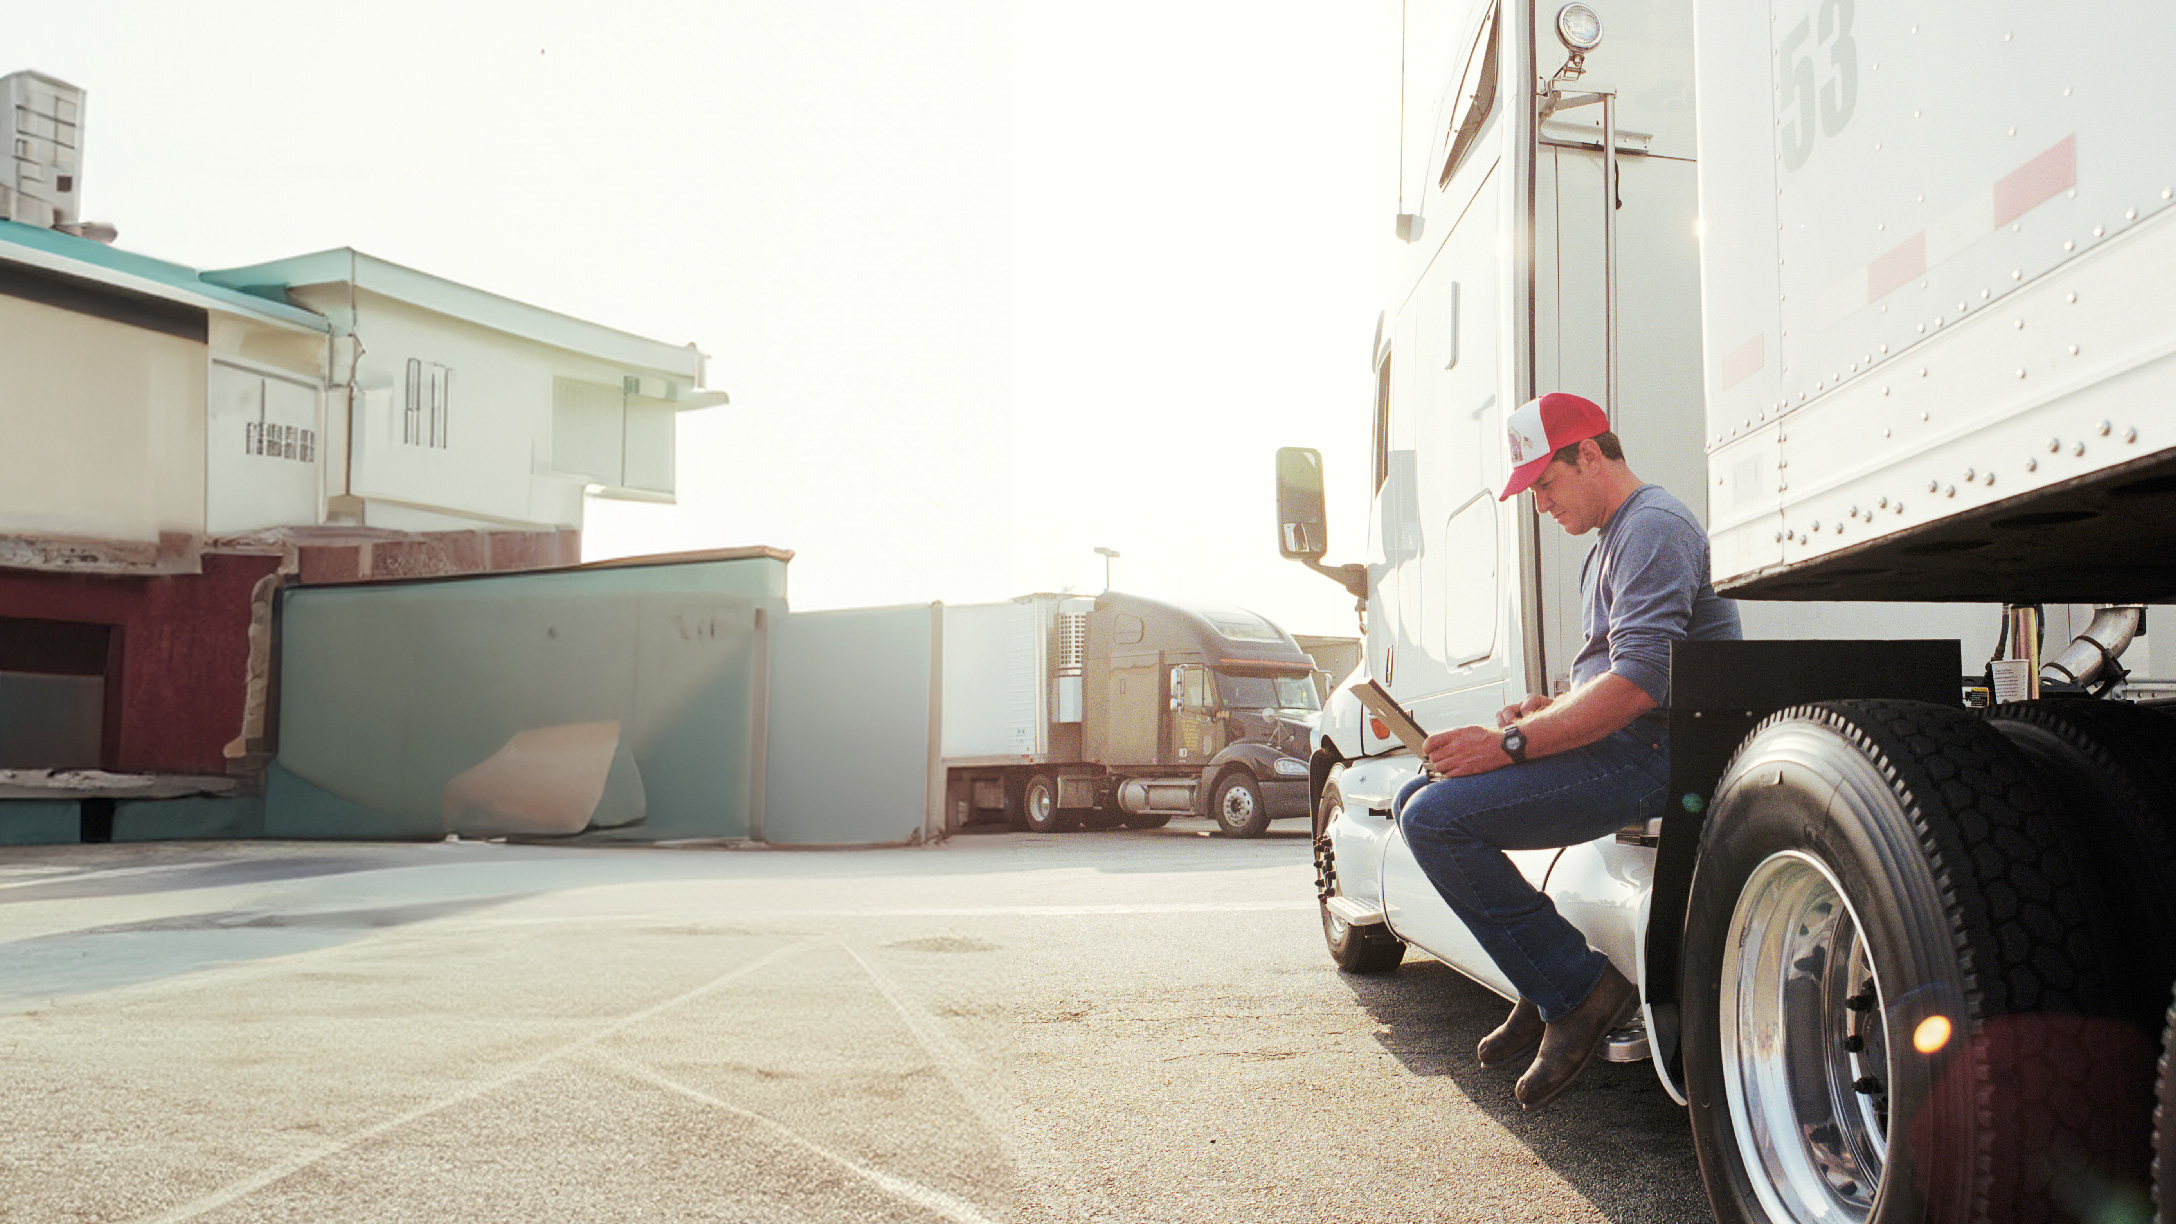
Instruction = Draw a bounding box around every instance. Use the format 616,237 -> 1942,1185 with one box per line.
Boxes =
1576,438 -> 1603,468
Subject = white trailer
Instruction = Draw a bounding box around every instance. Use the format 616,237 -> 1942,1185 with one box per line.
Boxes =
941,597 -> 1062,767
1275,3 -> 2176,1221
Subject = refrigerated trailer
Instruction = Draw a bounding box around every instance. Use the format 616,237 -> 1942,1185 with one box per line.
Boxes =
1274,3 -> 2176,1222
940,592 -> 1318,837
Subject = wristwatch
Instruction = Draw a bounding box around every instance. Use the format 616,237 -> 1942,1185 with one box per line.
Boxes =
1501,724 -> 1529,764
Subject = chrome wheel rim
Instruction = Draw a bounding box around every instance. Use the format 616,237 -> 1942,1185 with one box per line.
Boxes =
1026,784 -> 1053,825
1720,851 -> 1889,1223
1220,785 -> 1256,827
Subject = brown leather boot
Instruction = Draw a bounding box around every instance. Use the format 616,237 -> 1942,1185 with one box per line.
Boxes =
1514,963 -> 1639,1110
1476,997 -> 1543,1068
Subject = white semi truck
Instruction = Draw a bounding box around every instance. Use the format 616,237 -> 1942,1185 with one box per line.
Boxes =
1275,3 -> 2176,1222
939,592 -> 1319,837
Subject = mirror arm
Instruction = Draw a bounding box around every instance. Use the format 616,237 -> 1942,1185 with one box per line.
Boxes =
1301,559 -> 1369,603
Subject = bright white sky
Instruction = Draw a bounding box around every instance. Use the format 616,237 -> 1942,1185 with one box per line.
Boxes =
17,1 -> 1400,639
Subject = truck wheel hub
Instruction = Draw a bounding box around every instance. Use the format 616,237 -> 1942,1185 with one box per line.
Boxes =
1720,850 -> 1887,1223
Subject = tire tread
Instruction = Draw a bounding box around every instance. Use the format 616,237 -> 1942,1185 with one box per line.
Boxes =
1985,699 -> 2176,1029
1693,699 -> 2135,1223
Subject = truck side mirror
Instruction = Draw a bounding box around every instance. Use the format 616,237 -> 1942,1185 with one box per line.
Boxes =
1275,447 -> 1330,559
1275,446 -> 1370,604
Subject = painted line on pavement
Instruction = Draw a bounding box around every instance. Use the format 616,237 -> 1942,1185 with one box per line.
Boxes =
599,1054 -> 1005,1224
838,939 -> 1010,1142
130,940 -> 813,1224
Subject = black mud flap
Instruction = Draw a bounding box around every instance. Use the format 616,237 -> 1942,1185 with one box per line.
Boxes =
1308,744 -> 1343,835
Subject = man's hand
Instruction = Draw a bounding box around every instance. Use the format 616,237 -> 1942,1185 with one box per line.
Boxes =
1425,724 -> 1512,778
1495,693 -> 1553,728
1419,676 -> 1654,780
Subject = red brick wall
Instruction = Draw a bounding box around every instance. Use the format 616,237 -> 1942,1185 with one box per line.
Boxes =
0,527 -> 581,777
292,529 -> 580,585
0,552 -> 280,775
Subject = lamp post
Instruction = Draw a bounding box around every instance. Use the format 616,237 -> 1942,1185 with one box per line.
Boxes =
1094,546 -> 1120,592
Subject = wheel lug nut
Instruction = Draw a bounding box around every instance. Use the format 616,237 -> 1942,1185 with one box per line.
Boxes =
1843,1034 -> 1864,1053
1854,1075 -> 1883,1095
1846,992 -> 1875,1011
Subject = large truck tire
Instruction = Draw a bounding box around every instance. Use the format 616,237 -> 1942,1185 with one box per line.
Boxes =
1313,787 -> 1402,974
1019,773 -> 1074,833
1680,700 -> 2142,1224
1211,771 -> 1271,838
1984,699 -> 2176,1033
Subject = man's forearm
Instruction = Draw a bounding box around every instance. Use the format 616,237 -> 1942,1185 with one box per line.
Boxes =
1518,672 -> 1655,758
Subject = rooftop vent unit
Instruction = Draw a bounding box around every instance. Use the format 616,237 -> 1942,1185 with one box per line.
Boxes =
2,71 -> 83,229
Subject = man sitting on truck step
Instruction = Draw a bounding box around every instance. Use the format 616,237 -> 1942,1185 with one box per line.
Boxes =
1394,391 -> 1742,1109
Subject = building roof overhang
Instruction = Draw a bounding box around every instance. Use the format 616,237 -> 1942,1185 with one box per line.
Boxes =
203,248 -> 710,385
0,219 -> 330,335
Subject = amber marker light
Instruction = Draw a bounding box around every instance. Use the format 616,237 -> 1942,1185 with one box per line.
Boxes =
1912,1015 -> 1953,1055
1370,717 -> 1391,741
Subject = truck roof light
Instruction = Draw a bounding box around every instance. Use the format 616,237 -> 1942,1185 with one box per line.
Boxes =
1556,4 -> 1603,52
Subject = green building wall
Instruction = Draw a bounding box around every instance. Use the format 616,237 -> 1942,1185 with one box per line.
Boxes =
270,553 -> 787,843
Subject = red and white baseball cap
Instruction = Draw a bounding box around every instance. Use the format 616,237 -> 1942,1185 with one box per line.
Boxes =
1499,392 -> 1609,501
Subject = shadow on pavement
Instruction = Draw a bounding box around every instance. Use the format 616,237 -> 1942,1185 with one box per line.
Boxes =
0,892 -> 537,1006
1341,956 -> 1713,1224
0,851 -> 426,904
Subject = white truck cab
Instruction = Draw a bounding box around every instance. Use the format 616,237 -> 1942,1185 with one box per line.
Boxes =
1277,4 -> 2176,1222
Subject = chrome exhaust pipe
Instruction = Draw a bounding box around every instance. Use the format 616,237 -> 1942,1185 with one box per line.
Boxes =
2040,605 -> 2145,689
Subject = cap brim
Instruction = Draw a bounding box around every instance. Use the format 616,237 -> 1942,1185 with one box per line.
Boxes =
1499,454 -> 1551,501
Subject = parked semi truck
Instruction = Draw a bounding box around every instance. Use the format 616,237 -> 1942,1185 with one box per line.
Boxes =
940,592 -> 1318,837
1276,3 -> 2176,1222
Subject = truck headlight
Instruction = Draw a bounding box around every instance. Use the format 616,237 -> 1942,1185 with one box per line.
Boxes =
1274,758 -> 1310,778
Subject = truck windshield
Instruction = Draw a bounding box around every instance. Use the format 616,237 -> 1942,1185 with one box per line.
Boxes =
1218,672 -> 1320,712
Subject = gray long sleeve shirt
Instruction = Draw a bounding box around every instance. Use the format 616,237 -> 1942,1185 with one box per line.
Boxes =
1569,484 -> 1742,706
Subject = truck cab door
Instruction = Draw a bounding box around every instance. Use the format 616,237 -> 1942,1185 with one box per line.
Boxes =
1167,664 -> 1215,764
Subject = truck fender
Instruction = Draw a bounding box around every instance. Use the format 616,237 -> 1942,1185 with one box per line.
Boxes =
1309,742 -> 1346,828
1206,742 -> 1310,816
1316,677 -> 1366,763
1204,739 -> 1293,782
1633,881 -> 1688,1106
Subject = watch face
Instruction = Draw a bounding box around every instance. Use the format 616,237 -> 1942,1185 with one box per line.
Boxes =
1503,727 -> 1526,756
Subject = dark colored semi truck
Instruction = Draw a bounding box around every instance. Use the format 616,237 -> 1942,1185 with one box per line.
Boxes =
940,591 -> 1318,837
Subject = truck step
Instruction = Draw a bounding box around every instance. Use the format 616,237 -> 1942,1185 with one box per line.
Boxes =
1324,895 -> 1386,927
1602,1014 -> 1650,1064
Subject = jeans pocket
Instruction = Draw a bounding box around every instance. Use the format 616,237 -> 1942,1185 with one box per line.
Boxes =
1636,730 -> 1670,784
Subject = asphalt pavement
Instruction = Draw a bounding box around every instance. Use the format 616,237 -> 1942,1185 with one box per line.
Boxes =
0,821 -> 1710,1223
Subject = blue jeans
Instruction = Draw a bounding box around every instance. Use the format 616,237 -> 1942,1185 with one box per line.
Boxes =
1393,722 -> 1669,1023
